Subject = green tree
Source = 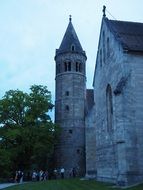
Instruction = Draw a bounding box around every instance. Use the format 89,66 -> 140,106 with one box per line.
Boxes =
0,85 -> 59,179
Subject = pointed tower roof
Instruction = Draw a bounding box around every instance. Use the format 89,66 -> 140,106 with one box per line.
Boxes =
56,16 -> 86,56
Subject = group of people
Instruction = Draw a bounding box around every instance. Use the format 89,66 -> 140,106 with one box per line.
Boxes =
54,167 -> 77,179
53,167 -> 65,179
69,167 -> 77,178
14,170 -> 49,183
31,170 -> 49,181
31,168 -> 65,181
14,167 -> 77,183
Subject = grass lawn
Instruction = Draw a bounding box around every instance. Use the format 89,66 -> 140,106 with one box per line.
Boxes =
4,179 -> 143,190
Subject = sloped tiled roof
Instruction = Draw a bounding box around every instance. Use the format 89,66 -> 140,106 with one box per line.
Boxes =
106,18 -> 143,52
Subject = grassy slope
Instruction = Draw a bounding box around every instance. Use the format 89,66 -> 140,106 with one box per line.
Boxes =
4,179 -> 143,190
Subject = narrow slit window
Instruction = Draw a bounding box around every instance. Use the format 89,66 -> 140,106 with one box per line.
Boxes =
107,37 -> 110,57
106,84 -> 113,132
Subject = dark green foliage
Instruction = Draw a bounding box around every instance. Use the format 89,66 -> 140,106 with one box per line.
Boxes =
0,85 -> 59,179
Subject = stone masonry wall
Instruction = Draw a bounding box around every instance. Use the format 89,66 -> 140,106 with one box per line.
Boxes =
85,106 -> 96,178
93,19 -> 134,184
55,52 -> 86,177
123,53 -> 143,184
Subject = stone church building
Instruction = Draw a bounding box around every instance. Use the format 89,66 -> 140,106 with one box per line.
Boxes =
54,13 -> 143,186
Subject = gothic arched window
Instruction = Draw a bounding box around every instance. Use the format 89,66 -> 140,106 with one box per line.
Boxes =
106,84 -> 113,132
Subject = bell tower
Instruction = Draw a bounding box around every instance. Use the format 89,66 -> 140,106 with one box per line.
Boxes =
55,16 -> 87,176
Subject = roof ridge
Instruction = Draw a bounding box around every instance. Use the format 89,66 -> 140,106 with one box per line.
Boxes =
109,19 -> 143,25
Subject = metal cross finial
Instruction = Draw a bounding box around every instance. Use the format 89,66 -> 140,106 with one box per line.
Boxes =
103,5 -> 106,17
69,15 -> 72,22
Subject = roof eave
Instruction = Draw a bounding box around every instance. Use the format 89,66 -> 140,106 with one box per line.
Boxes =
55,49 -> 87,60
123,48 -> 143,54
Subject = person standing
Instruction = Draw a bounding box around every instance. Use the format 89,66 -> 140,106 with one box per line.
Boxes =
17,170 -> 23,183
53,168 -> 58,179
60,167 -> 65,179
20,171 -> 24,183
39,170 -> 44,181
72,167 -> 76,178
32,170 -> 37,181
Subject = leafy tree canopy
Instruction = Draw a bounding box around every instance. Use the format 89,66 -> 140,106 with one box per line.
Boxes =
0,85 -> 59,178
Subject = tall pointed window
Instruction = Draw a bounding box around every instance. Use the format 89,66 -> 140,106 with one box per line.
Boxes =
106,84 -> 113,132
107,37 -> 110,57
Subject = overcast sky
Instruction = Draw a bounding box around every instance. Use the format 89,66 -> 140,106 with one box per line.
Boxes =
0,0 -> 143,104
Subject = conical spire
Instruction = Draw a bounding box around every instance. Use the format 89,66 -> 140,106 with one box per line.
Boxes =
57,16 -> 84,55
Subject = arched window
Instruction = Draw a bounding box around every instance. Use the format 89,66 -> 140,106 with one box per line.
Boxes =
64,62 -> 68,71
71,45 -> 75,51
68,61 -> 71,71
64,62 -> 71,72
76,62 -> 82,72
106,84 -> 113,132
